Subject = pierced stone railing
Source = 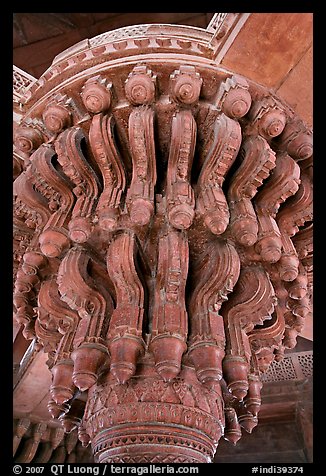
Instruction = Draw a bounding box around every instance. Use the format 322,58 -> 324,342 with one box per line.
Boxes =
13,66 -> 37,104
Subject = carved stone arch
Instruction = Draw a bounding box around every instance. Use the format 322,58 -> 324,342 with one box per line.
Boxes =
188,239 -> 241,384
277,116 -> 313,163
13,165 -> 51,337
249,305 -> 286,374
54,126 -> 101,244
277,170 -> 313,237
196,112 -> 242,235
89,113 -> 126,231
106,231 -> 146,384
276,170 -> 313,283
26,144 -> 76,258
227,135 -> 276,247
166,109 -> 197,230
292,222 -> 313,260
126,105 -> 157,226
254,152 -> 301,264
150,228 -> 189,381
13,215 -> 34,284
14,169 -> 51,235
35,277 -> 80,405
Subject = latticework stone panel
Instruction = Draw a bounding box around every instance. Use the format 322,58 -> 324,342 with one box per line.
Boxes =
261,351 -> 312,382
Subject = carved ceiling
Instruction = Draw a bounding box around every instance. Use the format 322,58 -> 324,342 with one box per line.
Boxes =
13,13 -> 313,464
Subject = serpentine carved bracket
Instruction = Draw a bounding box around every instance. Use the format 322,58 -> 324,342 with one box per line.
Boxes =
13,21 -> 313,464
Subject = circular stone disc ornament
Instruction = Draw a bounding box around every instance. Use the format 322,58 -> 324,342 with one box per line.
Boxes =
125,74 -> 155,105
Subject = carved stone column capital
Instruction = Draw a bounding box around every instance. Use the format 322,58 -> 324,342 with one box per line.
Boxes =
13,20 -> 312,464
84,363 -> 224,463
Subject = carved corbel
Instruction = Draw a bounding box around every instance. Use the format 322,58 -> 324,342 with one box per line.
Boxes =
21,250 -> 48,278
54,127 -> 101,243
305,257 -> 313,292
25,146 -> 62,209
287,293 -> 311,320
277,117 -> 313,162
89,113 -> 126,231
13,418 -> 31,457
59,397 -> 85,433
17,257 -> 48,335
126,106 -> 156,225
227,135 -> 276,246
277,171 -> 313,282
81,75 -> 112,114
57,247 -> 112,391
254,152 -> 301,263
222,378 -> 259,442
66,452 -> 76,463
282,328 -> 299,350
222,266 -> 276,400
49,361 -> 75,405
248,96 -> 287,140
14,268 -> 38,309
197,113 -> 241,235
166,110 -> 196,230
250,276 -> 287,371
15,422 -> 47,463
125,65 -> 156,105
150,229 -> 189,381
169,65 -> 202,105
36,278 -> 80,404
277,234 -> 300,282
106,232 -> 146,384
188,240 -> 241,384
216,75 -> 252,119
25,144 -> 76,257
